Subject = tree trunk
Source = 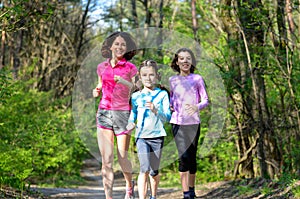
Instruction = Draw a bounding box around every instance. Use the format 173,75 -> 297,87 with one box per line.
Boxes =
276,0 -> 300,175
75,0 -> 91,59
218,0 -> 256,178
236,0 -> 284,178
11,30 -> 23,79
0,28 -> 5,70
232,92 -> 255,178
191,0 -> 199,43
131,0 -> 139,28
143,0 -> 151,28
1,0 -> 8,70
119,0 -> 124,31
156,0 -> 163,56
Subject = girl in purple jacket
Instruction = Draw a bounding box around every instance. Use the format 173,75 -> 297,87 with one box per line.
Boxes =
169,48 -> 209,199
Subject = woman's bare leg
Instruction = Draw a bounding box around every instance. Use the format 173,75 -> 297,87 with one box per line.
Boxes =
116,134 -> 133,188
97,127 -> 115,199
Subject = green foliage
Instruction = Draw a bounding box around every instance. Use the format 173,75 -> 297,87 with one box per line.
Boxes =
260,186 -> 272,196
0,80 -> 88,190
1,0 -> 55,32
278,172 -> 300,187
197,138 -> 237,183
160,166 -> 181,188
292,184 -> 300,198
236,185 -> 254,195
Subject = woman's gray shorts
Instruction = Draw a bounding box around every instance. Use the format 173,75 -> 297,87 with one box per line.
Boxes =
96,109 -> 130,136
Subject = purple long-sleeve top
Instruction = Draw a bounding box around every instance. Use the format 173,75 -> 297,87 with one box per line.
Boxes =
169,74 -> 209,125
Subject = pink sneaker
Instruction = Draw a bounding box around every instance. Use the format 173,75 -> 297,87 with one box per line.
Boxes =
124,181 -> 135,199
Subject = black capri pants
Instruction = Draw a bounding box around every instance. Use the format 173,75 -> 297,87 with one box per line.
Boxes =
172,124 -> 200,174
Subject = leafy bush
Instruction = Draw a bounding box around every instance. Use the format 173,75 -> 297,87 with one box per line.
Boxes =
0,80 -> 88,190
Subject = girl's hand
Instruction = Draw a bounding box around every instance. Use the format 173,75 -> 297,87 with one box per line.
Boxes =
170,105 -> 174,112
92,88 -> 101,98
184,104 -> 198,115
145,102 -> 158,114
126,122 -> 136,131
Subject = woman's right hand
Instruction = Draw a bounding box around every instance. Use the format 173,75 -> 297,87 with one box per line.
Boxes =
93,88 -> 101,98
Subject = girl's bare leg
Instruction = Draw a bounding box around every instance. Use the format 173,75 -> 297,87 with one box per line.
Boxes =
149,174 -> 160,198
138,172 -> 149,199
189,173 -> 196,188
180,171 -> 189,192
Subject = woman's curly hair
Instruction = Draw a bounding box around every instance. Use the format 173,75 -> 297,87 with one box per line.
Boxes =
170,48 -> 197,74
101,31 -> 137,60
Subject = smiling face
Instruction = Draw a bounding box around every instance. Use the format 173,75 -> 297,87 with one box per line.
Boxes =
139,66 -> 157,90
110,36 -> 127,60
177,51 -> 193,76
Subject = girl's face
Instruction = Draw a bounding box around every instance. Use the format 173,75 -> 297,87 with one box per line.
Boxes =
176,51 -> 192,74
110,36 -> 127,60
139,66 -> 157,90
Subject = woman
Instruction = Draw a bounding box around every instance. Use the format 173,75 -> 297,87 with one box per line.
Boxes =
93,31 -> 137,199
169,48 -> 209,199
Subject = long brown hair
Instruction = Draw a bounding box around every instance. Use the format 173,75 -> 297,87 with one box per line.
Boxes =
101,32 -> 137,60
170,48 -> 197,73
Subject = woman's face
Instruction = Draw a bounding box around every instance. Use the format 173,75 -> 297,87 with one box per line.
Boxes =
110,36 -> 127,60
176,51 -> 192,74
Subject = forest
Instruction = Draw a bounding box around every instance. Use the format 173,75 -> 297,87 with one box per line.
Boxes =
0,0 -> 299,198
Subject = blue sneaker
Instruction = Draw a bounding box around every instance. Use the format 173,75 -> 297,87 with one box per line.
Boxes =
189,187 -> 196,199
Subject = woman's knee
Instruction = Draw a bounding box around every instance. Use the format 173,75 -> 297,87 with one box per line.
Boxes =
117,150 -> 129,160
101,154 -> 114,167
101,161 -> 113,169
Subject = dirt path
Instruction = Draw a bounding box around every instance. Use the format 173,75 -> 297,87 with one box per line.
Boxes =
31,158 -> 178,199
30,158 -> 299,199
2,158 -> 298,198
